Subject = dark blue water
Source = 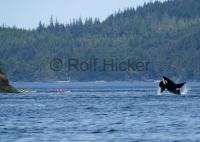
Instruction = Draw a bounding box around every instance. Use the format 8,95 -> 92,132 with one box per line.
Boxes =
0,81 -> 200,142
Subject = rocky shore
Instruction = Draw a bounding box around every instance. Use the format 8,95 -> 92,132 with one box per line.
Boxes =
0,70 -> 18,93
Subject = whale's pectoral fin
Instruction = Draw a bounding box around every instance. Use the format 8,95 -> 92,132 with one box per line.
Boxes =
160,87 -> 165,93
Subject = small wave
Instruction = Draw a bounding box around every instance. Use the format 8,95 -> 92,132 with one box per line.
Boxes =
91,129 -> 103,134
107,128 -> 119,133
85,106 -> 98,110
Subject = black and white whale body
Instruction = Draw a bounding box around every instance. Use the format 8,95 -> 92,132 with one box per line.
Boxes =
159,76 -> 186,95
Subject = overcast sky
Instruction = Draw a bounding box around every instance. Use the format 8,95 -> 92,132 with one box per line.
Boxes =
0,0 -> 166,29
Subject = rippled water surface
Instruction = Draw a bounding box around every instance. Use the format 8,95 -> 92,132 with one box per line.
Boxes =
0,81 -> 200,142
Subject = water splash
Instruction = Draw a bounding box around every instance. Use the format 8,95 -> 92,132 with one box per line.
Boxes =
156,84 -> 189,96
157,87 -> 163,95
181,84 -> 189,95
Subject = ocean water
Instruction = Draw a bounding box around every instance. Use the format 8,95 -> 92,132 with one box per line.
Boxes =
0,81 -> 200,142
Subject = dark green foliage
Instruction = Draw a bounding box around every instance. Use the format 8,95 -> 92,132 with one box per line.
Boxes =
0,0 -> 200,81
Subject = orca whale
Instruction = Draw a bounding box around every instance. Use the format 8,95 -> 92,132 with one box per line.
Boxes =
159,76 -> 186,95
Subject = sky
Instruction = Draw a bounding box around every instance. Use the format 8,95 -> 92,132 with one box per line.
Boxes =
0,0 -> 166,29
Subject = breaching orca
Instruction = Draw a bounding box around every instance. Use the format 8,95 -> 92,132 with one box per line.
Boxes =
159,76 -> 186,95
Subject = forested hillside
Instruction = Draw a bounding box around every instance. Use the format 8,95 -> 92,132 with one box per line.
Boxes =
1,0 -> 200,81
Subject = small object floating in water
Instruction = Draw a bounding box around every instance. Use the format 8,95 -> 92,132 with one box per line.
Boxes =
48,89 -> 65,93
19,89 -> 37,94
159,76 -> 186,95
19,89 -> 71,94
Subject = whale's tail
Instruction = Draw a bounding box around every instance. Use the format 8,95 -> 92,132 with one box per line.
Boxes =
176,83 -> 185,88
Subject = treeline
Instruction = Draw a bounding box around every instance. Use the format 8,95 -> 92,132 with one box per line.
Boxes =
0,0 -> 200,81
